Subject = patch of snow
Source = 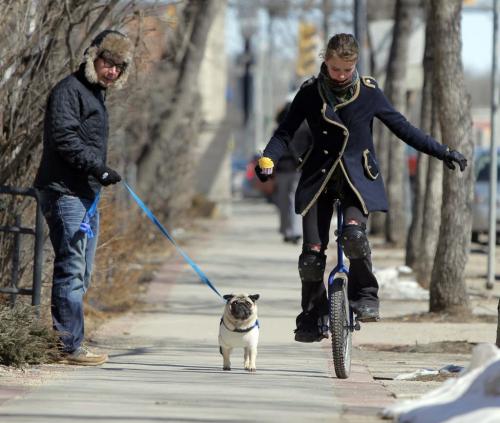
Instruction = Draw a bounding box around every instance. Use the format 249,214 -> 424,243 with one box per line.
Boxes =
375,267 -> 429,300
394,368 -> 439,380
381,343 -> 500,422
397,265 -> 413,275
394,365 -> 465,381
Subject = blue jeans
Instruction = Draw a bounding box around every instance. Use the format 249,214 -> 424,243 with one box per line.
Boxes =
40,191 -> 99,353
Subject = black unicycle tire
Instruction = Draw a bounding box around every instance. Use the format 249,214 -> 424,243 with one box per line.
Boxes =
329,276 -> 352,379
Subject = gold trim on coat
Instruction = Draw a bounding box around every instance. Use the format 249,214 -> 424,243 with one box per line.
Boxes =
339,160 -> 369,215
300,103 -> 368,217
361,76 -> 376,88
334,80 -> 360,112
363,149 -> 379,180
296,145 -> 313,171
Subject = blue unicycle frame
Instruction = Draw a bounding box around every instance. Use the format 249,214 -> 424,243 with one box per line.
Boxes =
328,200 -> 350,287
327,200 -> 359,379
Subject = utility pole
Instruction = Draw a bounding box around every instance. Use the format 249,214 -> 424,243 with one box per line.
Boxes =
264,0 -> 289,140
487,0 -> 499,289
238,2 -> 259,157
267,12 -> 275,127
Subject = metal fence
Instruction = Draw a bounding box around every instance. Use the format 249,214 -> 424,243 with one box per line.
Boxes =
0,186 -> 44,306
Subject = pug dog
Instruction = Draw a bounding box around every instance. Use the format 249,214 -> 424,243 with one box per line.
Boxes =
219,293 -> 260,372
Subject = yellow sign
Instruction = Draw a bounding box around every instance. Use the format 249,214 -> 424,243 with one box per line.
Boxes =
296,22 -> 318,77
166,4 -> 177,27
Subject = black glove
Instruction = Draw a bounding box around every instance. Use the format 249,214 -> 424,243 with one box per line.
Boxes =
443,149 -> 467,172
254,164 -> 269,183
94,165 -> 122,186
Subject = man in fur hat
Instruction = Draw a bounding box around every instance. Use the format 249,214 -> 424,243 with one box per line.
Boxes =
34,30 -> 133,365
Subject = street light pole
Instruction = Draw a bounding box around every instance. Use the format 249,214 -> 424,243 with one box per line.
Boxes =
487,0 -> 499,289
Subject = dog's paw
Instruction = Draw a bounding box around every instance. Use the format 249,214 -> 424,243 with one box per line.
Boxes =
223,366 -> 231,371
245,367 -> 256,373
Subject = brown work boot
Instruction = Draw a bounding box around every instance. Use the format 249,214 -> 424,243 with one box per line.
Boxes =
59,346 -> 108,366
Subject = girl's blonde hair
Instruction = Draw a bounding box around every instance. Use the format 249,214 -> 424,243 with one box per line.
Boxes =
324,33 -> 359,62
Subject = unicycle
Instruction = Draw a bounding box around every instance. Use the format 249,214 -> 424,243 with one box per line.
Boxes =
328,200 -> 360,379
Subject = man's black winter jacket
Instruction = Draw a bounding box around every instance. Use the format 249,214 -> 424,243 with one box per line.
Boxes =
34,65 -> 109,200
263,76 -> 448,216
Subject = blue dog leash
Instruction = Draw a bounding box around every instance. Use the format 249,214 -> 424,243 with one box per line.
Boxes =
123,182 -> 223,300
78,183 -> 223,300
79,193 -> 100,238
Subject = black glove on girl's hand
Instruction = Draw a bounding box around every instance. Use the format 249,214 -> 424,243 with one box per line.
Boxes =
95,166 -> 122,186
444,149 -> 467,172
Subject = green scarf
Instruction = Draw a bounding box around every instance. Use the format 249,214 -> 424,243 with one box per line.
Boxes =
318,62 -> 359,107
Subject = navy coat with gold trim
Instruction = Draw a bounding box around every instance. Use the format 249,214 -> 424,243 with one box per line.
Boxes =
263,76 -> 448,216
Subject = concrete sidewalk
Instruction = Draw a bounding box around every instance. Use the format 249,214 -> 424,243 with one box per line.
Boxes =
0,197 -> 498,422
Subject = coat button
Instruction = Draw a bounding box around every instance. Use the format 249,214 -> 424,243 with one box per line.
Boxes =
343,130 -> 348,136
321,169 -> 326,173
322,130 -> 328,135
323,150 -> 329,154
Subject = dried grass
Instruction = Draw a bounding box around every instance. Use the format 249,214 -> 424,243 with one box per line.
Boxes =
0,302 -> 59,368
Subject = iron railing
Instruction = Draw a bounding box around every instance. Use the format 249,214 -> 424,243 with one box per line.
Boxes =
0,186 -> 44,306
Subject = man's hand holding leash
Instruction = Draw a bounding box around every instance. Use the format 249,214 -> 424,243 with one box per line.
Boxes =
94,165 -> 122,186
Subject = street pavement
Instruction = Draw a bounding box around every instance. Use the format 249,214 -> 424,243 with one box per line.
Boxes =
0,197 -> 498,422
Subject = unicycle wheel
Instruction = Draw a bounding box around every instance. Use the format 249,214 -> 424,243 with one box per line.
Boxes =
329,275 -> 352,379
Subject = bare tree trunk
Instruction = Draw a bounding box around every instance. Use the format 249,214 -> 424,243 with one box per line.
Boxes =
417,112 -> 442,288
406,0 -> 432,268
367,21 -> 385,236
371,119 -> 387,235
406,154 -> 429,266
382,0 -> 415,246
411,0 -> 443,287
135,0 -> 222,216
429,0 -> 474,315
497,299 -> 500,347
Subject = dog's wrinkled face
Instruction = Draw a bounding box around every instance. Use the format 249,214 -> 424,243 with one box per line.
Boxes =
223,294 -> 259,321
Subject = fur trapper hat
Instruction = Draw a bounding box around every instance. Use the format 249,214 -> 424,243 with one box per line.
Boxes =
84,30 -> 133,89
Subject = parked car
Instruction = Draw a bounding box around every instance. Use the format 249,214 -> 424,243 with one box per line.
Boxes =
472,148 -> 500,243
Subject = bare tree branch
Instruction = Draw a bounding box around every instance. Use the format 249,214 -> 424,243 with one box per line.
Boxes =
75,0 -> 121,58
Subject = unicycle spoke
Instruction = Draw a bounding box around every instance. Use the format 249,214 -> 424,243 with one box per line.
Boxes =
328,276 -> 352,379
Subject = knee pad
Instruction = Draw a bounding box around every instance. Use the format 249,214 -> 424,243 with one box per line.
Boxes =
340,224 -> 370,259
298,250 -> 326,282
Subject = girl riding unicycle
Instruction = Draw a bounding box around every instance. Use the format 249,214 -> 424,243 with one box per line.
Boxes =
255,33 -> 467,377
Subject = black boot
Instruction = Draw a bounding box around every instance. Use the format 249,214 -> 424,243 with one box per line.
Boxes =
348,256 -> 380,322
355,304 -> 380,322
295,281 -> 329,342
296,249 -> 329,342
294,311 -> 327,342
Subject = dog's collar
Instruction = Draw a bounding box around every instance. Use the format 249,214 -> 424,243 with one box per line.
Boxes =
220,318 -> 260,333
